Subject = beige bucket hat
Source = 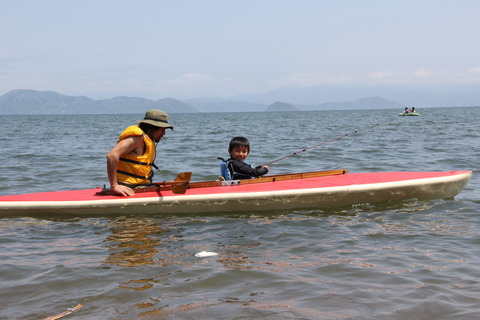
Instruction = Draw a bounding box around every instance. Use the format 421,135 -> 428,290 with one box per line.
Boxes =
137,109 -> 173,129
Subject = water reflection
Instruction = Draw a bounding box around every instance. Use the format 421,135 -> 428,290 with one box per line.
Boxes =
97,204 -> 478,319
103,217 -> 164,267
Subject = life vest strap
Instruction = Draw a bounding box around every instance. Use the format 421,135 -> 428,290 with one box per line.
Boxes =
119,157 -> 153,166
117,170 -> 149,180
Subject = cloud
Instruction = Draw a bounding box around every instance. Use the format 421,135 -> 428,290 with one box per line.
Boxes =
168,73 -> 221,85
274,71 -> 354,87
369,71 -> 394,79
413,67 -> 433,78
467,67 -> 480,74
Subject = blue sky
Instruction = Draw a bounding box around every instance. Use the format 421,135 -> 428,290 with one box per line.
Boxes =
1,0 -> 480,99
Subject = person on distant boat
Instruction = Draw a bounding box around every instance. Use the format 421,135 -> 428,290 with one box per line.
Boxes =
411,107 -> 416,113
220,137 -> 269,180
404,107 -> 409,114
106,109 -> 173,196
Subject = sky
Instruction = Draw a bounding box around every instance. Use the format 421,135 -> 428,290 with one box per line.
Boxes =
1,0 -> 480,99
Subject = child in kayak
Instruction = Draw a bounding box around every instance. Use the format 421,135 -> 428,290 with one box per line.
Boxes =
220,136 -> 269,180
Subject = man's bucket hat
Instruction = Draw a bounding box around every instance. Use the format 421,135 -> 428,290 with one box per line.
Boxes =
137,109 -> 173,130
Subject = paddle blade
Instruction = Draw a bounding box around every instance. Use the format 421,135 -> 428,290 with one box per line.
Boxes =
171,172 -> 192,194
174,172 -> 192,182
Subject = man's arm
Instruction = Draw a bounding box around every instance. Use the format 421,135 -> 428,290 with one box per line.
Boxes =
106,136 -> 144,196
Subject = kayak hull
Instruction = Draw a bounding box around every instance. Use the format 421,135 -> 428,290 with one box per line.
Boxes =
0,171 -> 472,216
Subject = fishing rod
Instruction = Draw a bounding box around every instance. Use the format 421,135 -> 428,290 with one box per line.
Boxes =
263,122 -> 385,166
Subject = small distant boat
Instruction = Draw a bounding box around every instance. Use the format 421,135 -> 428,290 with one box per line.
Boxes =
399,112 -> 420,116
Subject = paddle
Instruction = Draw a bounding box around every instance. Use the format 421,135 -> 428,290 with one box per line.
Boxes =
98,172 -> 192,195
169,171 -> 192,194
145,171 -> 192,194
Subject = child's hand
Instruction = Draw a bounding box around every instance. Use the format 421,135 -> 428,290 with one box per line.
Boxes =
255,165 -> 269,173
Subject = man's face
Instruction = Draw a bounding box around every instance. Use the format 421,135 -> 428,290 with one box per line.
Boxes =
153,127 -> 166,142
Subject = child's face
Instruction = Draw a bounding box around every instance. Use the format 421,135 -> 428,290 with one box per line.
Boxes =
230,146 -> 249,162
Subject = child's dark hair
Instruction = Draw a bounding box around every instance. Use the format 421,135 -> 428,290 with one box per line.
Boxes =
229,136 -> 250,152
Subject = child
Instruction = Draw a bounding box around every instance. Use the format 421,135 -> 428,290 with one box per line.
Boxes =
220,136 -> 269,180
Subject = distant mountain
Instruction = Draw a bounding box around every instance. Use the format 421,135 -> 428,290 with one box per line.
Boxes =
0,89 -> 198,114
2,83 -> 479,115
266,101 -> 297,112
230,84 -> 480,107
298,97 -> 403,110
185,97 -> 266,112
0,89 -> 96,114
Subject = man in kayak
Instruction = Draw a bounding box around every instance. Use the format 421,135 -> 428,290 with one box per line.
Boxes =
220,136 -> 269,180
106,109 -> 173,196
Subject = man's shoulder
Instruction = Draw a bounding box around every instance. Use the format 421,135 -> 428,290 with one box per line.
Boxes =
120,125 -> 144,139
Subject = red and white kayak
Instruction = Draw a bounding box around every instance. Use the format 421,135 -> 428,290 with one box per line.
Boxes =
0,170 -> 472,216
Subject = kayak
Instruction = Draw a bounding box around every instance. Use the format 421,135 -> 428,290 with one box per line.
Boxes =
0,169 -> 472,216
399,112 -> 420,116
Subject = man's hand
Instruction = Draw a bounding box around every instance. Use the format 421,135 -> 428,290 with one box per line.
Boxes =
111,184 -> 135,197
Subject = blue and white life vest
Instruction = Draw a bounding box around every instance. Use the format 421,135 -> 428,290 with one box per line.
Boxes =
219,158 -> 254,181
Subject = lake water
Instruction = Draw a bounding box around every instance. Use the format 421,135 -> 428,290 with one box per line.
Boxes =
0,107 -> 479,319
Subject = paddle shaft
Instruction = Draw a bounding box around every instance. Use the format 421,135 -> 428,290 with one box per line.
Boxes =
263,122 -> 383,166
98,172 -> 192,195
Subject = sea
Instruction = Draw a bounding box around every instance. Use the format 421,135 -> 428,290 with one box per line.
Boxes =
0,107 -> 479,320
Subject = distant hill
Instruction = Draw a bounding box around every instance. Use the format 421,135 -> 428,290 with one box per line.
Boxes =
230,83 -> 480,107
3,85 -> 477,115
266,101 -> 297,111
298,97 -> 404,110
0,89 -> 198,114
185,98 -> 266,112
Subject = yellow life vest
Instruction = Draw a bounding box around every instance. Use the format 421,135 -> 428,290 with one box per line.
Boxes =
116,125 -> 156,185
